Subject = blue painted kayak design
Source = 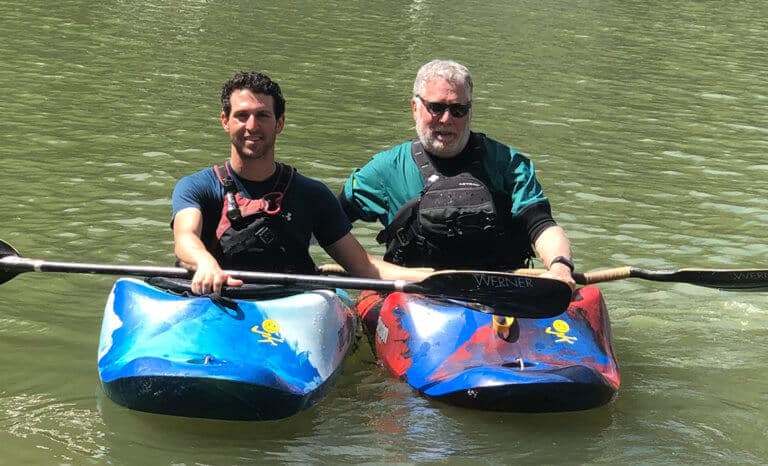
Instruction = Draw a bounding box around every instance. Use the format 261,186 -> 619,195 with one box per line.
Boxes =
356,286 -> 620,412
98,278 -> 357,420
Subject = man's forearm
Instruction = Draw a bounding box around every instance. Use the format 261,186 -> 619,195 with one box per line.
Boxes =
533,225 -> 572,268
174,233 -> 217,271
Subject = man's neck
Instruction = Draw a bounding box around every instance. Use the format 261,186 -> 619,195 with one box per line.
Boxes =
229,152 -> 277,182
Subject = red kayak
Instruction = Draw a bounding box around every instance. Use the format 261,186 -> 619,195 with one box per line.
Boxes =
356,286 -> 620,412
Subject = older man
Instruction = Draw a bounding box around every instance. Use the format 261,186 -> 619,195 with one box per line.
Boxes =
339,60 -> 575,289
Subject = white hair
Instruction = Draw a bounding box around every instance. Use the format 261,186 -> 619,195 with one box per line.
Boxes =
413,60 -> 473,100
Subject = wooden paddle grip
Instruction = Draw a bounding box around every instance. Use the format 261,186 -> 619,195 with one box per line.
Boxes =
580,266 -> 632,284
318,263 -> 347,275
510,268 -> 587,286
511,267 -> 635,286
510,268 -> 547,277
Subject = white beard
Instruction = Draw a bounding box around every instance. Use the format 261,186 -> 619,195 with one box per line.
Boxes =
416,125 -> 471,158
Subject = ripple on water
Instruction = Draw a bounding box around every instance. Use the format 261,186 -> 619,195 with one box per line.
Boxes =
0,317 -> 50,336
0,393 -> 108,461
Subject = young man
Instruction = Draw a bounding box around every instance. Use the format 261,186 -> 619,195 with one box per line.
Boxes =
171,71 -> 426,295
338,60 -> 575,290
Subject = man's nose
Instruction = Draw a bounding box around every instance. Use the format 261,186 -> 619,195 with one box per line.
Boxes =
438,109 -> 453,123
245,114 -> 259,129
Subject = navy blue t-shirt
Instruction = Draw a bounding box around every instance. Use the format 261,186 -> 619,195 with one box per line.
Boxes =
171,163 -> 352,255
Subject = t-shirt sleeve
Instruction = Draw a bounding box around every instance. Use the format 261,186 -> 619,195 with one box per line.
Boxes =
505,151 -> 549,216
483,139 -> 557,241
503,151 -> 558,241
312,182 -> 353,247
170,170 -> 218,227
518,201 -> 557,242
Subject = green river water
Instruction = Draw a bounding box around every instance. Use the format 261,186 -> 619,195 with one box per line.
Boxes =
0,0 -> 766,464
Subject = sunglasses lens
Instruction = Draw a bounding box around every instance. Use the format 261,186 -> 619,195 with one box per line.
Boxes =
426,102 -> 449,115
419,96 -> 471,118
449,105 -> 470,118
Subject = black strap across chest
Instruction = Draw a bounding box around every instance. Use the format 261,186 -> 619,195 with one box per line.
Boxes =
410,137 -> 487,187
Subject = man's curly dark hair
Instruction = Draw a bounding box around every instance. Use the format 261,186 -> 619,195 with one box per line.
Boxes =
220,71 -> 286,119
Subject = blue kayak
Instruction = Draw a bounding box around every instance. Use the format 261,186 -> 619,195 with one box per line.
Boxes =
97,277 -> 357,420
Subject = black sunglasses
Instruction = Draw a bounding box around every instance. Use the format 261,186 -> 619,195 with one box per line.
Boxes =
416,96 -> 472,118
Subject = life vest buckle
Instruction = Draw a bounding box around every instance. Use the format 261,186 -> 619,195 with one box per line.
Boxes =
261,192 -> 284,215
395,227 -> 411,246
254,225 -> 277,246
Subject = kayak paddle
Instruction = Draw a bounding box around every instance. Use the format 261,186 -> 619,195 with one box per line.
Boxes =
512,266 -> 768,291
0,239 -> 572,318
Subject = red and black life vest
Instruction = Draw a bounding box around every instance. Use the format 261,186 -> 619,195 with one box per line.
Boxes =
376,136 -> 534,270
211,162 -> 316,274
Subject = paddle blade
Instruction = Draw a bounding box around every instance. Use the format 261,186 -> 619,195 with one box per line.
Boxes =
0,240 -> 22,285
416,271 -> 573,318
640,268 -> 768,291
0,240 -> 19,259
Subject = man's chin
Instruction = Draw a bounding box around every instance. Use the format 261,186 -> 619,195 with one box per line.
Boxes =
236,149 -> 267,160
425,140 -> 462,158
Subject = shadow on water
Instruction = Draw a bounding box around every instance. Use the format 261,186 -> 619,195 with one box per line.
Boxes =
95,384 -> 323,463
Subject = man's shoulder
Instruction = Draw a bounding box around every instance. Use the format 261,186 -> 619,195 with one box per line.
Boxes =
288,170 -> 339,205
171,165 -> 221,217
476,133 -> 512,153
374,140 -> 412,157
177,165 -> 218,185
366,140 -> 415,170
290,169 -> 330,191
173,165 -> 220,196
477,133 -> 531,162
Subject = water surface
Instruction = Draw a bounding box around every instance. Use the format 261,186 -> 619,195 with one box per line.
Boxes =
0,0 -> 766,464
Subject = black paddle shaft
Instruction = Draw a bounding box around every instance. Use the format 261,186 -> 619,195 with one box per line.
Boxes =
574,265 -> 768,291
0,239 -> 572,318
0,255 -> 415,290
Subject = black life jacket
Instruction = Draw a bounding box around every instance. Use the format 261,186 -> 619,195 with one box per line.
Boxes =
376,135 -> 533,270
211,162 -> 316,274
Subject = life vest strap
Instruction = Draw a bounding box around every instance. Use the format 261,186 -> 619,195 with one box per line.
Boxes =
212,162 -> 295,220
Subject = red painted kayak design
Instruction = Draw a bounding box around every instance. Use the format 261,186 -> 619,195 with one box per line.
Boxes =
356,286 -> 620,412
